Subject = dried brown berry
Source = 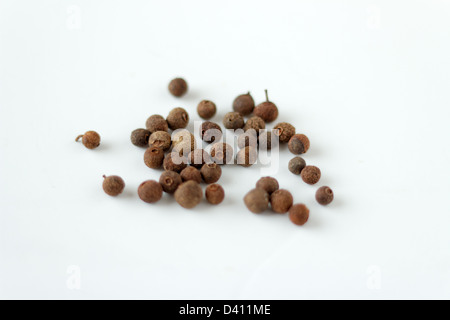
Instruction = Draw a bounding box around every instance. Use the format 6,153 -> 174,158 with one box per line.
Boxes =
146,115 -> 168,133
131,128 -> 151,148
174,181 -> 203,209
188,149 -> 212,169
233,92 -> 255,116
102,175 -> 125,196
159,171 -> 182,194
243,116 -> 265,134
144,147 -> 165,169
172,130 -> 196,155
270,189 -> 293,213
244,188 -> 269,213
255,177 -> 279,195
197,100 -> 216,119
149,131 -> 171,151
205,184 -> 225,205
200,121 -> 222,143
288,134 -> 310,155
210,142 -> 234,164
273,122 -> 295,143
180,166 -> 202,183
237,130 -> 258,149
223,112 -> 244,130
258,130 -> 279,150
168,78 -> 188,97
289,204 -> 310,226
167,107 -> 189,130
138,180 -> 163,203
163,152 -> 188,173
236,146 -> 257,167
254,90 -> 278,122
288,157 -> 306,175
200,163 -> 222,184
76,131 -> 101,149
316,186 -> 334,205
301,166 -> 321,185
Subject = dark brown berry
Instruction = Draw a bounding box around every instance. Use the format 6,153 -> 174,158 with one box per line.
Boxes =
102,175 -> 125,196
237,130 -> 258,149
163,152 -> 188,173
258,129 -> 279,150
254,90 -> 278,122
188,149 -> 212,169
197,100 -> 216,119
149,131 -> 171,151
244,188 -> 269,213
236,146 -> 257,167
172,130 -> 196,155
131,128 -> 151,148
289,204 -> 310,226
243,116 -> 265,134
167,107 -> 189,130
76,131 -> 100,149
255,177 -> 279,195
138,180 -> 163,203
316,186 -> 334,205
144,147 -> 165,169
205,184 -> 225,205
223,112 -> 244,130
174,181 -> 203,209
301,166 -> 321,185
200,121 -> 222,143
270,189 -> 293,213
200,163 -> 222,184
210,142 -> 234,164
180,166 -> 202,183
288,134 -> 310,155
146,115 -> 168,133
233,92 -> 255,116
273,122 -> 295,143
168,78 -> 188,97
159,171 -> 182,194
288,157 -> 306,175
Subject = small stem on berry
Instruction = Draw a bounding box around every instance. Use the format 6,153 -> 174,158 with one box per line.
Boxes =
75,135 -> 84,142
265,89 -> 269,102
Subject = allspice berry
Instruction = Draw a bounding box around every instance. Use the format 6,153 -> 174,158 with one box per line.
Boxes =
149,131 -> 171,151
102,175 -> 125,196
243,116 -> 265,134
188,149 -> 212,169
236,146 -> 257,167
237,130 -> 258,149
288,134 -> 310,155
244,188 -> 269,213
146,115 -> 168,133
255,177 -> 279,195
316,186 -> 334,205
258,129 -> 279,150
174,181 -> 203,209
205,184 -> 225,205
200,163 -> 222,184
289,204 -> 310,226
301,165 -> 321,185
270,189 -> 293,214
200,121 -> 222,143
197,100 -> 216,119
172,130 -> 196,155
254,90 -> 278,122
223,112 -> 244,130
288,157 -> 306,175
180,166 -> 202,183
163,152 -> 188,173
131,128 -> 151,148
144,147 -> 165,169
210,142 -> 234,164
159,171 -> 182,194
138,180 -> 163,203
233,92 -> 255,116
273,122 -> 295,143
168,78 -> 188,97
76,131 -> 101,149
167,107 -> 189,130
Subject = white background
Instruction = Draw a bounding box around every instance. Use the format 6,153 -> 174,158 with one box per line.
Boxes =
1,0 -> 449,300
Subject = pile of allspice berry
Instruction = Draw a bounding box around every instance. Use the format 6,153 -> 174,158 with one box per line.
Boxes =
75,77 -> 334,227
